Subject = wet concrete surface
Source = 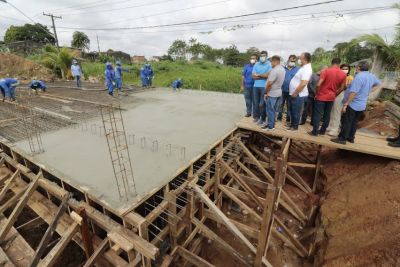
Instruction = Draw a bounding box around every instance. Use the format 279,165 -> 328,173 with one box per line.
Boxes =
15,89 -> 244,213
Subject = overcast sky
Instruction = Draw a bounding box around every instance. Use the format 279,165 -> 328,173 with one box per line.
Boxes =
0,0 -> 399,58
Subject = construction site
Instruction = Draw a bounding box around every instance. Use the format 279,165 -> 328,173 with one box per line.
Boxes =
0,78 -> 398,267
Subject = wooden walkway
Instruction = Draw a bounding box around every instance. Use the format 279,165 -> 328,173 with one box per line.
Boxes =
236,117 -> 400,160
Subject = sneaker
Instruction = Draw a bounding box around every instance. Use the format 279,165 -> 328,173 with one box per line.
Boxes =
331,138 -> 346,145
347,139 -> 354,143
386,136 -> 400,142
308,131 -> 318,137
256,119 -> 264,125
319,131 -> 326,136
253,118 -> 259,123
245,114 -> 251,117
260,123 -> 268,129
327,131 -> 338,137
388,140 -> 400,147
263,127 -> 275,132
286,127 -> 298,132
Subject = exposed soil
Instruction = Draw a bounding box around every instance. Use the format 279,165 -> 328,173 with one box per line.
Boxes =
0,53 -> 55,81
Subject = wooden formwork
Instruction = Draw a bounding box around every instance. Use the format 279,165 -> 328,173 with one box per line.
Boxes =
0,129 -> 321,267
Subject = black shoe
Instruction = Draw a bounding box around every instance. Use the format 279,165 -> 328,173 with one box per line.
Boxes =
277,117 -> 282,121
347,139 -> 354,143
245,114 -> 251,117
386,136 -> 400,142
319,131 -> 326,136
388,140 -> 400,147
108,92 -> 113,96
299,121 -> 306,125
308,131 -> 318,137
331,138 -> 346,145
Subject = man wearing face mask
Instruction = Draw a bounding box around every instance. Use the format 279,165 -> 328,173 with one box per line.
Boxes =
240,54 -> 257,117
287,52 -> 313,131
252,51 -> 272,125
278,55 -> 299,122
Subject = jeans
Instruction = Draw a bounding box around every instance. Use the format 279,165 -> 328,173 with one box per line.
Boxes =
338,106 -> 364,142
289,96 -> 306,129
312,100 -> 334,134
265,96 -> 281,129
253,87 -> 266,121
278,91 -> 291,120
244,86 -> 253,116
115,78 -> 122,90
75,75 -> 81,88
301,96 -> 315,124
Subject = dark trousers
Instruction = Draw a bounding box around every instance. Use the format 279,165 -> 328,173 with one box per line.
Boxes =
253,87 -> 266,121
312,100 -> 334,134
301,96 -> 315,124
289,96 -> 306,129
338,106 -> 364,141
278,91 -> 291,120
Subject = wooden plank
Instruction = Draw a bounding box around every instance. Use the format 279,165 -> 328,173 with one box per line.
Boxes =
274,216 -> 307,257
192,186 -> 259,257
38,222 -> 79,267
191,218 -> 250,266
220,160 -> 263,208
29,194 -> 71,267
313,145 -> 322,192
0,185 -> 28,214
83,237 -> 110,267
176,246 -> 215,267
239,174 -> 269,190
236,159 -> 262,181
0,173 -> 41,242
0,247 -> 15,267
236,141 -> 274,183
118,228 -> 159,260
0,169 -> 20,202
108,231 -> 134,252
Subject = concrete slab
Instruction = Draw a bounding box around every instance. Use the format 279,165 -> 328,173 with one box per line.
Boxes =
15,89 -> 244,214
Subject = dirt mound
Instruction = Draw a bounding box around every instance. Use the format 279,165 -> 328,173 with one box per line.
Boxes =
0,53 -> 55,81
317,150 -> 400,266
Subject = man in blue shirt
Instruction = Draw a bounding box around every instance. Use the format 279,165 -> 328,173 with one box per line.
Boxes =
71,59 -> 82,88
114,61 -> 130,92
252,51 -> 272,125
240,54 -> 257,117
28,79 -> 47,94
331,61 -> 380,145
278,55 -> 299,122
0,78 -> 19,101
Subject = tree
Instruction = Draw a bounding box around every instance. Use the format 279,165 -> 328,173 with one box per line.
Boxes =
4,23 -> 55,44
188,38 -> 205,60
223,44 -> 241,66
71,31 -> 90,52
40,44 -> 74,79
167,40 -> 187,60
246,47 -> 260,56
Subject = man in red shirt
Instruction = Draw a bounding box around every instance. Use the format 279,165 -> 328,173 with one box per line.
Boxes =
309,58 -> 346,136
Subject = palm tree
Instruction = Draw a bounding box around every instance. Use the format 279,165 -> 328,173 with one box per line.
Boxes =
40,44 -> 74,79
71,31 -> 90,52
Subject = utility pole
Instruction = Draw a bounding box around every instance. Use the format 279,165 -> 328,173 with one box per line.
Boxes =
96,34 -> 101,53
43,13 -> 62,49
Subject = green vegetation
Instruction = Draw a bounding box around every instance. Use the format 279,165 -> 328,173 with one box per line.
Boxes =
82,60 -> 242,92
71,31 -> 90,53
4,23 -> 55,44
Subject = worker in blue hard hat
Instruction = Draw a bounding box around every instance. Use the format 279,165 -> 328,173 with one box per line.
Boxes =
140,67 -> 147,88
144,64 -> 154,87
105,62 -> 115,96
28,79 -> 47,94
114,60 -> 130,92
0,78 -> 19,101
171,78 -> 183,91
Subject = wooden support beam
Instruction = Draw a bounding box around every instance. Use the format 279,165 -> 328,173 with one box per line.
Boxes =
0,173 -> 41,243
38,222 -> 79,267
239,174 -> 269,190
274,216 -> 308,257
191,218 -> 250,266
166,192 -> 178,250
236,141 -> 274,183
0,247 -> 15,267
82,237 -> 110,267
236,159 -> 262,181
15,216 -> 44,231
177,246 -> 215,267
29,194 -> 71,267
287,166 -> 312,193
313,145 -> 322,192
0,169 -> 20,202
220,160 -> 263,208
0,184 -> 28,214
77,207 -> 94,259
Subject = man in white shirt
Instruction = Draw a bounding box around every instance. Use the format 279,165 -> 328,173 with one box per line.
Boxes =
287,52 -> 313,131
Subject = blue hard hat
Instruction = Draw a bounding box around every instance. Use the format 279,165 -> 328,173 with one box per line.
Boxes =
116,60 -> 121,65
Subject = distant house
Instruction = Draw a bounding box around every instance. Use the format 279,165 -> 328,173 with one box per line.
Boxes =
7,40 -> 44,55
107,50 -> 131,63
132,55 -> 146,64
149,56 -> 161,62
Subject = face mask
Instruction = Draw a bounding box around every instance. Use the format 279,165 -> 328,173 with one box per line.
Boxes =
342,69 -> 349,75
288,62 -> 296,67
250,59 -> 256,64
260,56 -> 267,63
297,59 -> 302,65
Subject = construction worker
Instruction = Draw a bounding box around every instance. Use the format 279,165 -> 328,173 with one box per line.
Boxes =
171,78 -> 183,91
114,60 -> 129,91
28,79 -> 47,94
0,78 -> 19,101
71,59 -> 82,88
145,64 -> 154,87
105,62 -> 115,96
140,67 -> 147,88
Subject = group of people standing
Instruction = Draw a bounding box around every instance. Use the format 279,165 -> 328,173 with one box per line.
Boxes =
239,51 -> 395,146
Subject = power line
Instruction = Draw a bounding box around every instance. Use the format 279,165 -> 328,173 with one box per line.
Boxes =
57,0 -> 345,31
43,13 -> 62,49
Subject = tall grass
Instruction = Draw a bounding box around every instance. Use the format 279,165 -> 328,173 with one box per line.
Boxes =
81,60 -> 242,93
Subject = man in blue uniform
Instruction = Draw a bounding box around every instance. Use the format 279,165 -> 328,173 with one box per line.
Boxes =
114,61 -> 129,91
240,54 -> 257,117
140,67 -> 147,88
28,79 -> 47,94
171,78 -> 183,91
144,64 -> 154,87
105,63 -> 115,96
0,78 -> 19,101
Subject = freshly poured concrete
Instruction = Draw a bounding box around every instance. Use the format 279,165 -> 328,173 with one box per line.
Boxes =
15,89 -> 244,213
